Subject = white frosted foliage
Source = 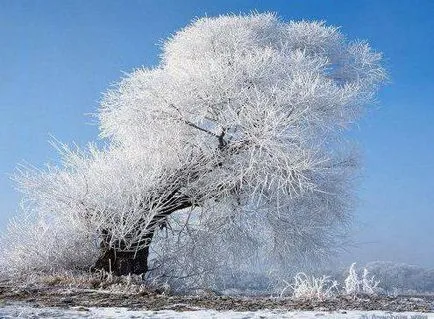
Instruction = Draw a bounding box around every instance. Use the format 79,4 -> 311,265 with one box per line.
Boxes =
2,13 -> 386,278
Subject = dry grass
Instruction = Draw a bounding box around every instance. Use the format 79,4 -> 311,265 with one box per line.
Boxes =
280,272 -> 339,301
0,270 -> 165,295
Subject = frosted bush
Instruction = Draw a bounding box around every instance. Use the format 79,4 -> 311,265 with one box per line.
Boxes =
281,272 -> 339,300
362,268 -> 380,294
0,210 -> 98,278
279,263 -> 382,301
344,263 -> 359,295
344,263 -> 380,295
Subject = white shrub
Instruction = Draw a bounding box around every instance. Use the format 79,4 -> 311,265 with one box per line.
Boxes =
344,263 -> 380,295
0,210 -> 99,278
282,272 -> 339,300
362,268 -> 380,294
344,262 -> 359,295
280,263 -> 381,301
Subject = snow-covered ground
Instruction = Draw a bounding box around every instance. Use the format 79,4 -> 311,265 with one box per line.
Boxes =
0,304 -> 433,319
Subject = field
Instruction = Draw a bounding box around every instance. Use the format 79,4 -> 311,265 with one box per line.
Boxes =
1,282 -> 433,318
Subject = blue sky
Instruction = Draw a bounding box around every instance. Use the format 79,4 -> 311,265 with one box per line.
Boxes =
0,0 -> 433,267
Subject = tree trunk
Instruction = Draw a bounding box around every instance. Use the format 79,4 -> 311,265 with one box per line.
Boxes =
92,194 -> 192,276
93,244 -> 151,276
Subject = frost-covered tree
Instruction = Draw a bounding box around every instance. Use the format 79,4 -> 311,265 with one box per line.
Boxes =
8,13 -> 385,276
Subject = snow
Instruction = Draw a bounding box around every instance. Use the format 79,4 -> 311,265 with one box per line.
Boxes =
0,304 -> 433,319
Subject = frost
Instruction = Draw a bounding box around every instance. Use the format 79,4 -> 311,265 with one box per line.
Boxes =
344,263 -> 380,296
1,13 -> 386,282
280,273 -> 339,300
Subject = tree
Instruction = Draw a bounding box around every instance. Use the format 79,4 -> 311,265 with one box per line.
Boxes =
10,13 -> 385,276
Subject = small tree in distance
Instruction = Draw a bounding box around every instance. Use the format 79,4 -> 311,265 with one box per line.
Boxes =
6,13 -> 386,277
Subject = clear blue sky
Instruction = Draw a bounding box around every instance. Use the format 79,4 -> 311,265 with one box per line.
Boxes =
1,0 -> 433,267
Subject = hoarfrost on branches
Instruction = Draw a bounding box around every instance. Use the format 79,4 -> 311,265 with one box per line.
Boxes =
1,13 -> 386,280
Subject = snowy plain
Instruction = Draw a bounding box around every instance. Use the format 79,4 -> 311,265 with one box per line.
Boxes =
0,304 -> 433,319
